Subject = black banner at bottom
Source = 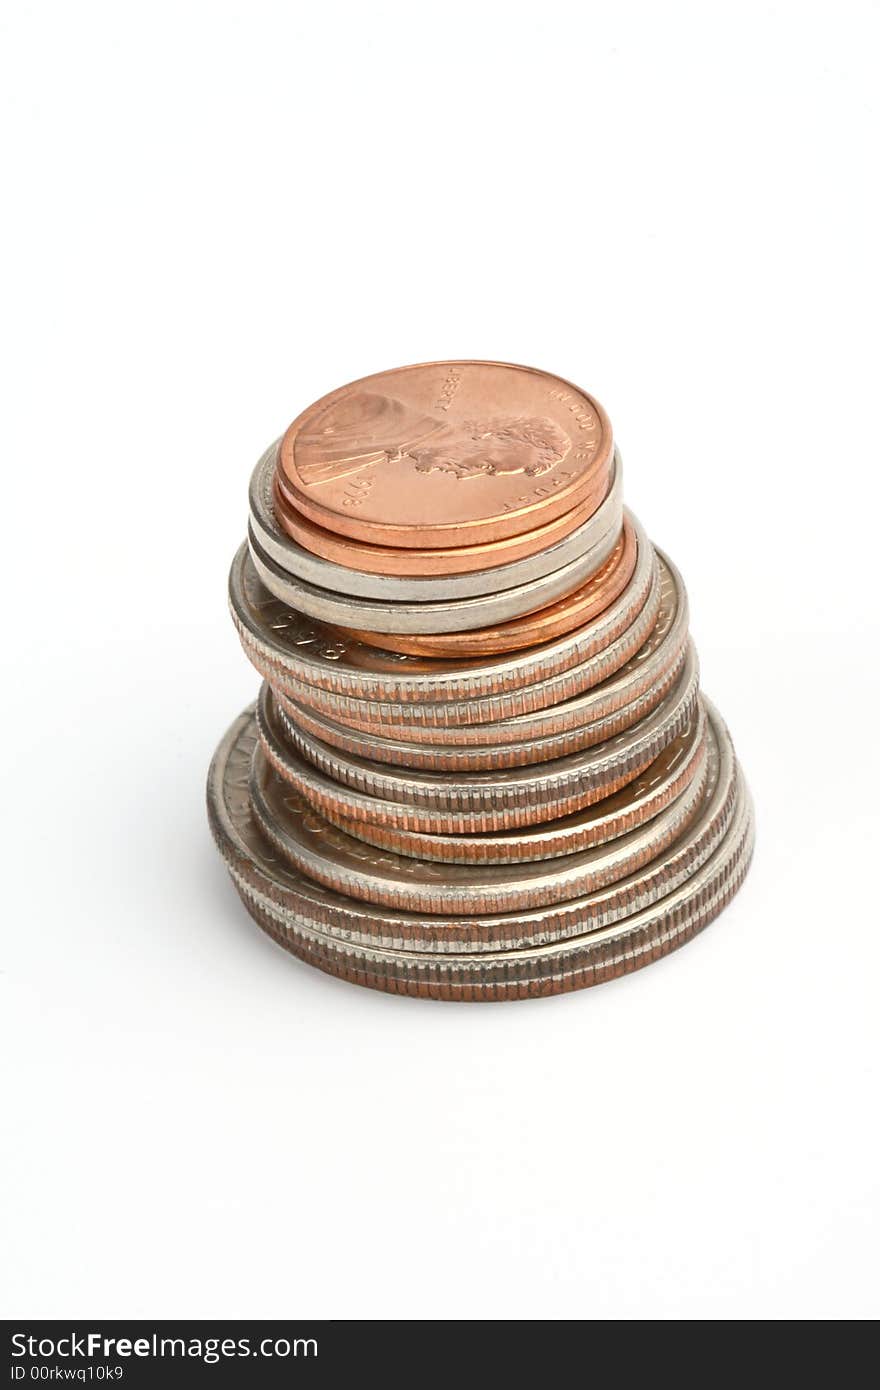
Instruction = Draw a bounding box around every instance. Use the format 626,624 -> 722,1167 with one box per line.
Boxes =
3,1320 -> 557,1384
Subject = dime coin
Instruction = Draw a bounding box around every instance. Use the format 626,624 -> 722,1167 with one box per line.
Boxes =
274,552 -> 688,756
245,511 -> 626,636
228,520 -> 659,710
270,447 -> 618,580
255,649 -> 699,833
323,709 -> 708,864
249,704 -> 719,915
345,516 -> 636,655
207,703 -> 753,972
277,361 -> 613,547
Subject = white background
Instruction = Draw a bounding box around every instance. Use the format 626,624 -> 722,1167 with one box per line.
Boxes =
2,1 -> 878,1321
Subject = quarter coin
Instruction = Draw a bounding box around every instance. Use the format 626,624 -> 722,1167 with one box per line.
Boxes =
255,647 -> 699,832
322,709 -> 708,864
249,701 -> 720,915
235,787 -> 753,999
207,704 -> 753,978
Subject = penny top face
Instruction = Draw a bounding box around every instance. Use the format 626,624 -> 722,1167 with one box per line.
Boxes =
278,362 -> 612,548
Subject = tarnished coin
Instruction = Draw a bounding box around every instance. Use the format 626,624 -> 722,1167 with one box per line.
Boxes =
245,512 -> 626,636
207,704 -> 753,977
277,361 -> 613,548
274,552 -> 688,762
229,523 -> 660,714
235,785 -> 753,998
254,440 -> 624,592
322,710 -> 708,865
249,704 -> 719,915
255,649 -> 699,833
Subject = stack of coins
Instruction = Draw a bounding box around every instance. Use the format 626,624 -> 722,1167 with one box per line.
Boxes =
208,361 -> 754,1000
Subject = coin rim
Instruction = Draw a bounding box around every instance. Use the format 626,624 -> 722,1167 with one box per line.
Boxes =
277,549 -> 688,755
207,701 -> 753,963
231,794 -> 753,997
255,441 -> 624,590
248,709 -> 718,915
323,709 -> 709,864
228,520 -> 659,705
245,509 -> 626,634
255,648 -> 700,833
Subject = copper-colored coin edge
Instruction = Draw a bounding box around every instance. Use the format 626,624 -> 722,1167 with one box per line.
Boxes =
248,728 -> 719,916
324,711 -> 709,864
273,453 -> 614,576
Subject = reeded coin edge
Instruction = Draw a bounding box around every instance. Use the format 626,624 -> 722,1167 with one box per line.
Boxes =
321,709 -> 709,865
248,715 -> 722,917
273,557 -> 686,753
206,701 -> 750,954
225,788 -> 754,999
273,633 -> 687,772
258,649 -> 700,818
227,526 -> 660,705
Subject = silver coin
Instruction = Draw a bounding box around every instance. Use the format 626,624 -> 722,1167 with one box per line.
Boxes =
228,516 -> 658,707
321,709 -> 709,865
255,647 -> 699,832
275,641 -> 684,772
264,647 -> 699,812
262,550 -> 662,731
248,440 -> 625,602
207,702 -> 753,969
249,699 -> 721,915
247,506 -> 623,634
234,788 -> 753,998
274,552 -> 689,764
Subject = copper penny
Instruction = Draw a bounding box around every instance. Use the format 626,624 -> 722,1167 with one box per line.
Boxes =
345,517 -> 636,658
277,361 -> 613,548
272,455 -> 613,577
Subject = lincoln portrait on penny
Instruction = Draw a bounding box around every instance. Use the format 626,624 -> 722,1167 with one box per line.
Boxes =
295,391 -> 571,487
